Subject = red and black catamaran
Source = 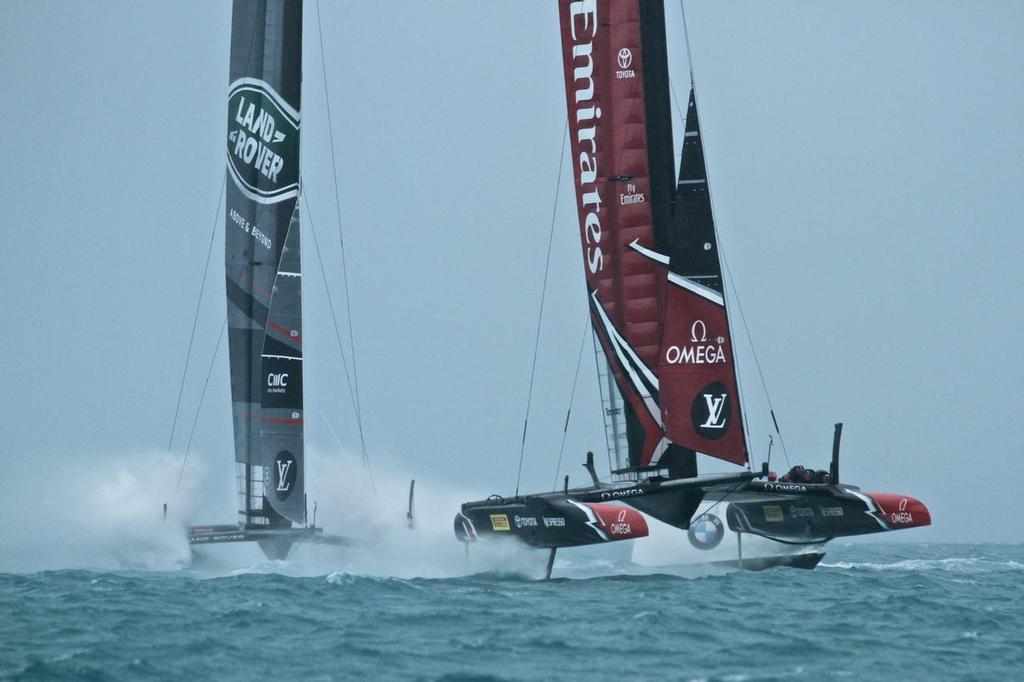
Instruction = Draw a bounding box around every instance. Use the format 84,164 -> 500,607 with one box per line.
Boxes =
454,0 -> 929,575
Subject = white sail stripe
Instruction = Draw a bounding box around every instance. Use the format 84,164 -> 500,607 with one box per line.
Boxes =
601,302 -> 659,391
647,437 -> 671,466
277,271 -> 301,277
591,292 -> 660,392
667,272 -> 725,306
261,354 -> 302,361
628,239 -> 670,265
590,293 -> 663,429
627,240 -> 725,306
684,131 -> 700,137
678,178 -> 706,185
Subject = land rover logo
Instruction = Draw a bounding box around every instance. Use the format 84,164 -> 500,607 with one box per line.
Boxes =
691,381 -> 731,439
273,451 -> 297,500
688,513 -> 724,550
226,78 -> 300,204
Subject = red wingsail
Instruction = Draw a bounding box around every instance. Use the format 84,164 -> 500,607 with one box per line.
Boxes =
560,2 -> 748,470
559,0 -> 665,468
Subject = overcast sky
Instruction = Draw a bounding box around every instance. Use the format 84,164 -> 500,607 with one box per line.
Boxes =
1,1 -> 1021,546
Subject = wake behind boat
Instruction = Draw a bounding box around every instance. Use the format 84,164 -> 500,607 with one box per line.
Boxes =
454,0 -> 929,576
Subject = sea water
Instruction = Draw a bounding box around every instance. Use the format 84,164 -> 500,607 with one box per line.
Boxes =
1,543 -> 1021,681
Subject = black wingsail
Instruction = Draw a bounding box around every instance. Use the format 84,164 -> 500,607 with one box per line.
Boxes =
225,0 -> 305,529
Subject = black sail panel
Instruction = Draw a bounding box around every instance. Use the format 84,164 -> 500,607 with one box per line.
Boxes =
637,0 -> 699,477
225,0 -> 305,527
667,89 -> 723,290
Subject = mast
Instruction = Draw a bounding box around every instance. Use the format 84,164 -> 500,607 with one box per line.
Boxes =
558,0 -> 748,476
225,0 -> 306,528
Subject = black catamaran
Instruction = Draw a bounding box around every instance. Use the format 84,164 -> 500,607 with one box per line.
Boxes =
454,0 -> 929,574
186,0 -> 345,560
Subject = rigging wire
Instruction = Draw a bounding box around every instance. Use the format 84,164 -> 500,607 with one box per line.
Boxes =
304,192 -> 377,493
514,121 -> 569,498
589,328 -> 616,476
175,315 -> 227,493
720,251 -> 791,468
672,1 -> 790,469
167,175 -> 225,454
695,480 -> 748,520
314,0 -> 374,489
679,0 -> 696,86
551,316 -> 591,491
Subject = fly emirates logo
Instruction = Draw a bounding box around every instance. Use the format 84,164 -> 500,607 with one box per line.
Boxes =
568,0 -> 605,275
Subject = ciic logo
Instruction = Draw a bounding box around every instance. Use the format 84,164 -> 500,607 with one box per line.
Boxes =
617,48 -> 632,69
688,513 -> 724,550
273,451 -> 297,500
266,372 -> 289,395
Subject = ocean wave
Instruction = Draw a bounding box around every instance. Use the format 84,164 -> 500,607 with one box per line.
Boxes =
325,571 -> 423,591
821,557 -> 1024,573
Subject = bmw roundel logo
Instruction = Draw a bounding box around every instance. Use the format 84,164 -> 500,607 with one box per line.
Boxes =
688,513 -> 724,550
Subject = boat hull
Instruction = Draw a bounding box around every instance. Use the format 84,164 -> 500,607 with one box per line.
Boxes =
454,471 -> 757,549
187,525 -> 349,560
723,482 -> 931,541
455,496 -> 651,548
631,500 -> 827,571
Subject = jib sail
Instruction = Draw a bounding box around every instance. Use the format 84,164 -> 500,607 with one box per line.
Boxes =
225,0 -> 305,527
558,0 -> 747,472
656,87 -> 747,466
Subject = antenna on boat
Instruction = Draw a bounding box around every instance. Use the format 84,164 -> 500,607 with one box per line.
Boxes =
679,0 -> 696,86
304,494 -> 309,528
831,423 -> 843,484
583,452 -> 600,487
407,480 -> 416,530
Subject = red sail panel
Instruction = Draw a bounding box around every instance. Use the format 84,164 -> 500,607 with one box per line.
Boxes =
656,88 -> 748,467
560,0 -> 664,466
659,285 -> 747,466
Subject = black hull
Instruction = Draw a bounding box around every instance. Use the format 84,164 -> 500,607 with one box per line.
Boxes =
187,525 -> 349,560
455,471 -> 756,549
711,551 -> 825,572
719,482 -> 931,541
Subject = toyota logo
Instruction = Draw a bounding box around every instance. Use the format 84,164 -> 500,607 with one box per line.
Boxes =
617,48 -> 632,69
